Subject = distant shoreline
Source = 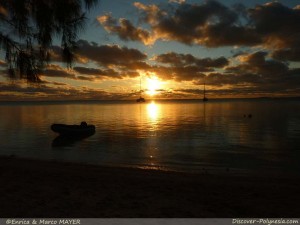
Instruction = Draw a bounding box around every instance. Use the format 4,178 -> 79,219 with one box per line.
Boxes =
1,96 -> 300,104
1,155 -> 300,217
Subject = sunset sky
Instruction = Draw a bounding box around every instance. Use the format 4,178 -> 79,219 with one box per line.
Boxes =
1,0 -> 300,100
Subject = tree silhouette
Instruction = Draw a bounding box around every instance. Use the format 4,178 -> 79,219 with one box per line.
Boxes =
0,0 -> 99,82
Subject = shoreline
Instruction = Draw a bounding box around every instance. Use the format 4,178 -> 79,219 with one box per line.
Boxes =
1,96 -> 300,105
1,156 -> 300,217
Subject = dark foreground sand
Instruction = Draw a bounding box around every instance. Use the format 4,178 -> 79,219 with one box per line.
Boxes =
0,156 -> 299,217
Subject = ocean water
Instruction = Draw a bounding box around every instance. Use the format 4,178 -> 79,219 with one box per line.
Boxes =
0,99 -> 300,176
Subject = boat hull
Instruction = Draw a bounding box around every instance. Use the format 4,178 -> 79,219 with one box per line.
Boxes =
51,124 -> 96,137
136,97 -> 145,102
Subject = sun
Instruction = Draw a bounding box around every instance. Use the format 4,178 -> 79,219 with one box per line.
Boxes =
146,76 -> 161,96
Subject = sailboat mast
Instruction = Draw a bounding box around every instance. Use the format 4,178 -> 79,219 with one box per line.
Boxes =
140,75 -> 142,98
202,79 -> 208,101
136,73 -> 145,102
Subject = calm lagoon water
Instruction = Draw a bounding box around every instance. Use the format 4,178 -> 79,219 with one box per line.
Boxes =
0,99 -> 300,176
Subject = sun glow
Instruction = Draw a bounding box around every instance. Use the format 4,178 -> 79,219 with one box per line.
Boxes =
147,101 -> 160,121
146,76 -> 161,96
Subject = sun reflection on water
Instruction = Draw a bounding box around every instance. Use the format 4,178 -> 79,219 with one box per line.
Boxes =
147,101 -> 160,122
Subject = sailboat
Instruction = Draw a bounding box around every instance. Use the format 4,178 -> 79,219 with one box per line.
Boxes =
203,82 -> 208,102
136,75 -> 145,102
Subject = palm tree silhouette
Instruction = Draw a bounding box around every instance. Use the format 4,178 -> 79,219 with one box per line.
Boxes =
0,0 -> 99,82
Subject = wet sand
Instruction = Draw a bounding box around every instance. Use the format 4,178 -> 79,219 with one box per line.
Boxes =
0,156 -> 299,217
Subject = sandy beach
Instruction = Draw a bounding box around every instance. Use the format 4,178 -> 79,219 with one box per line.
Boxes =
0,156 -> 299,217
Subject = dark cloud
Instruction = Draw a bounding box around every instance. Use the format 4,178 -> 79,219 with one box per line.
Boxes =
97,15 -> 153,45
154,65 -> 207,81
176,80 -> 300,98
76,40 -> 147,66
185,51 -> 300,96
193,72 -> 262,87
0,82 -> 135,101
76,76 -> 96,81
74,67 -> 119,78
41,64 -> 111,81
121,61 -> 151,71
0,82 -> 65,96
50,81 -> 67,86
73,66 -> 140,79
98,1 -> 300,50
42,64 -> 76,79
148,52 -> 228,81
248,2 -> 300,49
143,0 -> 241,45
40,45 -> 233,83
272,48 -> 300,62
150,63 -> 211,81
201,25 -> 260,47
231,51 -> 289,76
1,41 -> 148,82
39,79 -> 67,86
74,67 -> 105,75
155,52 -> 228,68
99,1 -> 261,47
73,41 -> 232,81
188,51 -> 299,94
